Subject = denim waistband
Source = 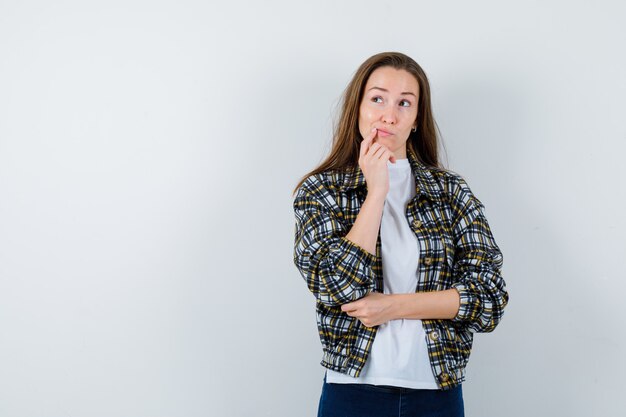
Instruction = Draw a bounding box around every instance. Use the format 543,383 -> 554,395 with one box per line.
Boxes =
323,371 -> 447,394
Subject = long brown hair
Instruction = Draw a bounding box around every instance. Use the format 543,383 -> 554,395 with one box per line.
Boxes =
292,51 -> 445,195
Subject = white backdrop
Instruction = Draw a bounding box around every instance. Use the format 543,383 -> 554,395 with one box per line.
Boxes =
1,1 -> 624,416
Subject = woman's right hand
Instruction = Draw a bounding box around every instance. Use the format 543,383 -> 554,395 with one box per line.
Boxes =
359,128 -> 396,199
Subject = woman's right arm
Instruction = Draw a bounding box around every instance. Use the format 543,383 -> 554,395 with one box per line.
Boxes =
344,193 -> 385,256
293,183 -> 381,308
293,127 -> 393,308
345,127 -> 393,255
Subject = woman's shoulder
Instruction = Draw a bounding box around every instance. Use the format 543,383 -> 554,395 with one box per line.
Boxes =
426,166 -> 485,209
292,168 -> 355,219
295,166 -> 357,196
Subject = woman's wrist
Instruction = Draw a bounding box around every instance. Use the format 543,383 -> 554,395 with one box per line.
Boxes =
391,290 -> 461,320
365,190 -> 387,204
391,293 -> 416,320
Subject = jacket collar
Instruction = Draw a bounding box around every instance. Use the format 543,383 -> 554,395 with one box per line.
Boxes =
340,145 -> 444,204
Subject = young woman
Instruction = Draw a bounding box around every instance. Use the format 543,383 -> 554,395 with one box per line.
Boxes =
292,52 -> 509,417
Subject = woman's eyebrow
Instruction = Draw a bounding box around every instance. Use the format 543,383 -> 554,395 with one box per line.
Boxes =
367,86 -> 417,97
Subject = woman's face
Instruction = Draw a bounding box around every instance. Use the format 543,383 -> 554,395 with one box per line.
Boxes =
358,66 -> 419,160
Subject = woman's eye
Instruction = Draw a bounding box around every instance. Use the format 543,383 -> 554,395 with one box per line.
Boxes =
370,96 -> 411,107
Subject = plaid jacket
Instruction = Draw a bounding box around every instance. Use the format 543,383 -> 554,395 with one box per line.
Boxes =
292,146 -> 509,390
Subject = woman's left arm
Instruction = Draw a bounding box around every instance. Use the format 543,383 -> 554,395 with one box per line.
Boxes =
340,286 -> 460,326
445,201 -> 509,333
342,189 -> 509,331
391,202 -> 508,331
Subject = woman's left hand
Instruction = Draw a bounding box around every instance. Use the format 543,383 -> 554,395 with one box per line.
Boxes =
340,292 -> 396,327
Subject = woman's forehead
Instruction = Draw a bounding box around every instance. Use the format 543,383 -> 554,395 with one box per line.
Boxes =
365,67 -> 419,95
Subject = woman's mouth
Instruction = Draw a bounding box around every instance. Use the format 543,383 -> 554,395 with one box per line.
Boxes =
377,129 -> 392,137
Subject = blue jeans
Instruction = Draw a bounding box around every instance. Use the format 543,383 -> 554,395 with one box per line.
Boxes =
317,373 -> 465,417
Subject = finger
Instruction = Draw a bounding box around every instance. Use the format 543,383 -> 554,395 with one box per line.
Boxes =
366,142 -> 382,156
360,128 -> 377,158
372,144 -> 389,159
341,302 -> 359,313
374,146 -> 396,164
341,304 -> 352,312
382,148 -> 396,164
360,128 -> 378,158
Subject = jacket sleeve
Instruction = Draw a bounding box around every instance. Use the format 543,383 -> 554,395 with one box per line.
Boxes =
292,180 -> 378,308
447,178 -> 509,333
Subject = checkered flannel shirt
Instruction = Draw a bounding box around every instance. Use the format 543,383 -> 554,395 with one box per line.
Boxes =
292,146 -> 509,390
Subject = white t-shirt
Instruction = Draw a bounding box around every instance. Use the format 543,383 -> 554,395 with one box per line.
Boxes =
325,157 -> 439,389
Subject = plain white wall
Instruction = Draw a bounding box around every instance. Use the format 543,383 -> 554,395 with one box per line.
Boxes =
0,1 -> 624,416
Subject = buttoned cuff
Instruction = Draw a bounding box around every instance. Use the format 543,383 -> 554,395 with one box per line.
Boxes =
450,283 -> 476,324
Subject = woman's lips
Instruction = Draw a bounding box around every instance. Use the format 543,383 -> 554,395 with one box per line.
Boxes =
376,129 -> 392,137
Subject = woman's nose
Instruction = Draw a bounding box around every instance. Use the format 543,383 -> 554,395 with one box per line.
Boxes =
381,107 -> 397,124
